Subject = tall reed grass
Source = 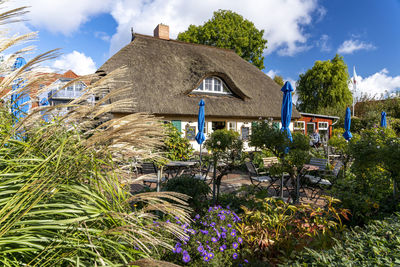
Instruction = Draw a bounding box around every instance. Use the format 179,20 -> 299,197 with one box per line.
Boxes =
0,4 -> 190,266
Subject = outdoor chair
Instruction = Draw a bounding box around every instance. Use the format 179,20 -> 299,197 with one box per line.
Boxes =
262,157 -> 279,169
137,162 -> 166,187
303,159 -> 343,200
245,161 -> 280,193
193,161 -> 213,184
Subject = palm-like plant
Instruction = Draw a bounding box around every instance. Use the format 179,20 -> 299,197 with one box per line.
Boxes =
0,5 -> 190,266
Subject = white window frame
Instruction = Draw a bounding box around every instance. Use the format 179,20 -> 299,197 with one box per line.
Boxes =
194,77 -> 232,94
294,121 -> 305,131
318,122 -> 329,130
228,121 -> 237,131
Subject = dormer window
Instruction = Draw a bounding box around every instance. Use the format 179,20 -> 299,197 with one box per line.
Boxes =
194,77 -> 231,94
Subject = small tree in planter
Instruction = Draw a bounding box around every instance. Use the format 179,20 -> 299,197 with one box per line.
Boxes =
204,130 -> 243,204
162,123 -> 194,161
250,122 -> 310,202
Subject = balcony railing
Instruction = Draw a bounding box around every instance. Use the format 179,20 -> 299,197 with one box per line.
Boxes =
49,89 -> 84,99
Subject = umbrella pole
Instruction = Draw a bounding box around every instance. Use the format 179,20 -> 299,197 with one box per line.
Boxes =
199,144 -> 202,175
280,156 -> 284,199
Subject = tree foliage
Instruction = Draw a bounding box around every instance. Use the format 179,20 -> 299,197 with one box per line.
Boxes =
273,75 -> 284,87
177,10 -> 268,70
162,123 -> 193,161
296,54 -> 353,114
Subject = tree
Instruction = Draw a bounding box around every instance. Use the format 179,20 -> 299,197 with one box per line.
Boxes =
178,10 -> 268,70
273,75 -> 284,87
296,54 -> 353,114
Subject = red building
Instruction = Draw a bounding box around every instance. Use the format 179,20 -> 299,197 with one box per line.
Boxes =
294,112 -> 339,143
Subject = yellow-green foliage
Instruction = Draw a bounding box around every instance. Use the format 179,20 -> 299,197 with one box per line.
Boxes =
162,123 -> 194,161
237,197 -> 350,262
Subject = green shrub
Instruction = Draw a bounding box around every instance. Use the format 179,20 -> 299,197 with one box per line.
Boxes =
162,123 -> 194,161
237,197 -> 350,264
163,175 -> 211,213
284,213 -> 400,266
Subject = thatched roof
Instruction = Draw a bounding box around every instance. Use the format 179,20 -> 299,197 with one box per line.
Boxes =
97,34 -> 300,119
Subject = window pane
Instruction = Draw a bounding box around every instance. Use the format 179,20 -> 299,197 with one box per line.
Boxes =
196,82 -> 203,90
214,78 -> 221,92
205,78 -> 212,91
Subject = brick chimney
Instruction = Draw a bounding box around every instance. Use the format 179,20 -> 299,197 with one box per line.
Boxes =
153,24 -> 169,40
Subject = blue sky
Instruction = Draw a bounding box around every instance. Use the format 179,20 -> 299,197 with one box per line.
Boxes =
5,0 -> 400,98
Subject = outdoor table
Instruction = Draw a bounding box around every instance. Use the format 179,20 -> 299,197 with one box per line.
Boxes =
164,161 -> 198,179
293,164 -> 320,203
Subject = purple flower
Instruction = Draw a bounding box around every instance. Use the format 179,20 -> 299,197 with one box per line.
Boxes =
211,237 -> 218,243
221,226 -> 227,232
227,223 -> 232,228
197,245 -> 204,253
230,230 -> 237,237
233,253 -> 238,259
176,247 -> 182,254
233,242 -> 239,249
210,222 -> 216,227
238,237 -> 243,244
203,255 -> 210,262
244,259 -> 249,263
195,214 -> 200,219
219,246 -> 225,252
182,253 -> 191,263
208,207 -> 213,212
220,214 -> 226,220
221,232 -> 226,239
208,252 -> 214,259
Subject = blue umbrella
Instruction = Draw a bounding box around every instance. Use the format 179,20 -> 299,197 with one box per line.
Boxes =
280,81 -> 294,200
11,57 -> 30,123
343,107 -> 352,140
380,111 -> 387,128
40,97 -> 50,122
280,81 -> 294,142
195,99 -> 205,168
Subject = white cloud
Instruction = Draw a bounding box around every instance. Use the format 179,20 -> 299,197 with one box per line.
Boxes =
266,69 -> 279,78
94,31 -> 111,42
52,51 -> 96,75
316,34 -> 331,52
337,39 -> 376,54
351,69 -> 400,99
7,0 -> 113,35
106,0 -> 323,57
6,0 -> 323,57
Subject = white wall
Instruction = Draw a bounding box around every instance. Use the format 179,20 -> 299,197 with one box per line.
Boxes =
177,119 -> 294,152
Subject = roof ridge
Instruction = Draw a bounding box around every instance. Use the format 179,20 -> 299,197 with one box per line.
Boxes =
133,33 -> 237,53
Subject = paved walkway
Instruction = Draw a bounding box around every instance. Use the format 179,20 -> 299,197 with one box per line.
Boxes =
129,171 -> 327,206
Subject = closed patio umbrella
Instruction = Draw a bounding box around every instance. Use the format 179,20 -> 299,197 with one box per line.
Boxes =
11,57 -> 30,123
280,81 -> 294,199
195,99 -> 206,168
380,111 -> 387,128
343,107 -> 352,141
280,81 -> 294,142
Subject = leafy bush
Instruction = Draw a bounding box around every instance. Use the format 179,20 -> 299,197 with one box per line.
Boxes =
162,123 -> 194,161
162,206 -> 248,266
332,127 -> 400,225
285,213 -> 400,266
163,175 -> 211,213
237,197 -> 350,264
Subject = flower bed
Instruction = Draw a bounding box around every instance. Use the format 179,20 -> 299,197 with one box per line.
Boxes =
163,206 -> 248,266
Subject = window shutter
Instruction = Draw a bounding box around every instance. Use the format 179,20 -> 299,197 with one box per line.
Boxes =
171,120 -> 181,132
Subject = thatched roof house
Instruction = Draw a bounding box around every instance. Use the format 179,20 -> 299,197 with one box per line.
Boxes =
96,24 -> 299,149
